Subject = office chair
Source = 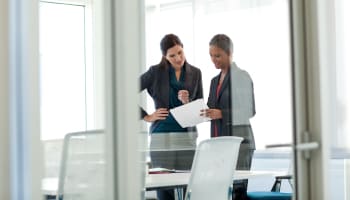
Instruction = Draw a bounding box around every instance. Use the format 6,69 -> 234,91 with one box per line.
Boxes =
56,130 -> 106,200
185,136 -> 243,200
247,145 -> 293,200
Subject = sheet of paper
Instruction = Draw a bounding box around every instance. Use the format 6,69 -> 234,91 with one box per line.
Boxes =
170,98 -> 211,128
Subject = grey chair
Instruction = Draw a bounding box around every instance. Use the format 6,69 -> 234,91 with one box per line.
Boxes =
184,136 -> 243,200
56,130 -> 106,200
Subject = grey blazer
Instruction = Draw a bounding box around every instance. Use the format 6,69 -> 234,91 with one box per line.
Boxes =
207,62 -> 256,150
140,61 -> 203,132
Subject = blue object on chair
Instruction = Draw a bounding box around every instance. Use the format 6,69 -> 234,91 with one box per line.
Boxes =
247,175 -> 292,200
247,191 -> 291,200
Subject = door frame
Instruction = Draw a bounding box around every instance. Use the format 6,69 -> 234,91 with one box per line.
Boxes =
104,0 -> 145,199
291,0 -> 337,199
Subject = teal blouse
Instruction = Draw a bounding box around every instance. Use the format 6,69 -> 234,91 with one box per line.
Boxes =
152,66 -> 188,133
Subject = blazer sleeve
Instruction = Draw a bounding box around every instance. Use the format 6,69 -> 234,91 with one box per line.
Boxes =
139,66 -> 155,119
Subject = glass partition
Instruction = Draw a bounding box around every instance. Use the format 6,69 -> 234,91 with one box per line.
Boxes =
329,1 -> 350,199
142,0 -> 293,198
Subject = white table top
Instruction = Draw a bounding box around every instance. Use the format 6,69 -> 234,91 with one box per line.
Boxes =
145,170 -> 276,190
42,170 -> 277,196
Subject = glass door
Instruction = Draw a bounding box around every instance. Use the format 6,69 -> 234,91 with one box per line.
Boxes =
298,0 -> 350,199
143,0 -> 295,199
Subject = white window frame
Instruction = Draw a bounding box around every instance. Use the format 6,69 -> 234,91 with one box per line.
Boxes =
39,0 -> 105,140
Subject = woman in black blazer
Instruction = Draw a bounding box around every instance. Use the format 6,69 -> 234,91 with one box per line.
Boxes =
140,34 -> 203,200
201,34 -> 256,200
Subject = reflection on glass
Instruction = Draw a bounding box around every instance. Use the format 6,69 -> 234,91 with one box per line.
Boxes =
149,132 -> 197,170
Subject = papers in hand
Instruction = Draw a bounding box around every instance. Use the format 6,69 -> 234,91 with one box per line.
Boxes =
170,98 -> 211,128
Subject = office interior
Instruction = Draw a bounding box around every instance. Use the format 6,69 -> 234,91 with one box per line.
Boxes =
0,0 -> 349,200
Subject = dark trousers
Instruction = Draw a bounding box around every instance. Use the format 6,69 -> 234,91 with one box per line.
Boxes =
156,187 -> 187,200
156,189 -> 174,200
233,148 -> 255,200
150,150 -> 194,200
232,180 -> 249,200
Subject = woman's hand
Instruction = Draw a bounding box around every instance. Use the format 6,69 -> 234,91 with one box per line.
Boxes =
143,108 -> 169,122
200,108 -> 222,120
178,90 -> 189,104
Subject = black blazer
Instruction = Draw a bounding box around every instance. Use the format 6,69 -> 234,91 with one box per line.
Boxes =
207,63 -> 256,149
140,61 -> 203,132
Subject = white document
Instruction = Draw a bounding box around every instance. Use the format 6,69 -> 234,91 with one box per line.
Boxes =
170,98 -> 211,128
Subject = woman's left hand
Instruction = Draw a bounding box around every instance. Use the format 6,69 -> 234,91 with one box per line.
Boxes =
178,90 -> 189,104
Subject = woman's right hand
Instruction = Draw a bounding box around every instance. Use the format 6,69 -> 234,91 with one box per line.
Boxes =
200,108 -> 222,120
143,108 -> 169,122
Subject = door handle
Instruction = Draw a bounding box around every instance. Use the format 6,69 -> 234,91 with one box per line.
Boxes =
265,131 -> 320,160
265,142 -> 319,150
295,142 -> 319,151
266,142 -> 319,160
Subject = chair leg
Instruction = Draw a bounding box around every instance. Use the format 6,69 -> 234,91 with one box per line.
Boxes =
271,179 -> 282,192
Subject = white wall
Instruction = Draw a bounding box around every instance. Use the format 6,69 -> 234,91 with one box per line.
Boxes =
0,0 -> 10,198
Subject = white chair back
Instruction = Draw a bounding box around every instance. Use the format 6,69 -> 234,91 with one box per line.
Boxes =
56,130 -> 106,200
185,136 -> 243,200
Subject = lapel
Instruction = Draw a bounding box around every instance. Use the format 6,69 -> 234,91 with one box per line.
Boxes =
161,64 -> 170,107
183,62 -> 192,90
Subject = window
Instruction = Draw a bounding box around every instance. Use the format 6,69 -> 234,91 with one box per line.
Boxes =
334,0 -> 350,150
39,0 -> 101,140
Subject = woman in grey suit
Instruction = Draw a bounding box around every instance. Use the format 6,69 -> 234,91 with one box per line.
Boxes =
140,34 -> 203,200
201,34 -> 256,200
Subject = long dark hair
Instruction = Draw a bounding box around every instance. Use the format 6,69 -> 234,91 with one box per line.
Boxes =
159,34 -> 183,65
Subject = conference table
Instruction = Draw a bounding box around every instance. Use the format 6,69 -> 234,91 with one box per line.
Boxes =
145,170 -> 275,190
42,170 -> 276,199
